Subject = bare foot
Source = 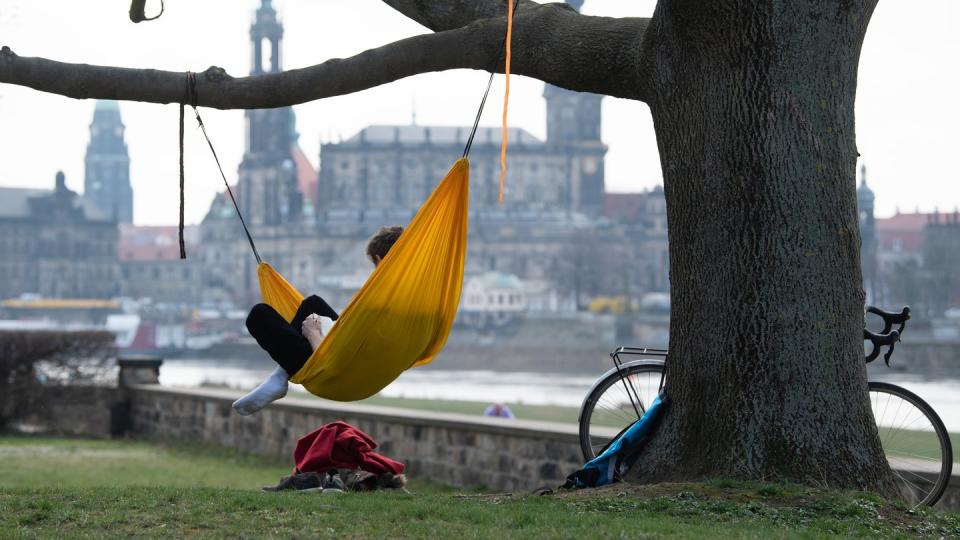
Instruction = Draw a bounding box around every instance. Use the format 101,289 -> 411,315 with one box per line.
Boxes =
301,314 -> 324,350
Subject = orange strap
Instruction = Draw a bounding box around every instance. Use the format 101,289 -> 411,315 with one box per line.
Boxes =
498,1 -> 515,206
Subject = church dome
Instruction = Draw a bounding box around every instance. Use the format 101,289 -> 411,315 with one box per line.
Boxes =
94,100 -> 119,112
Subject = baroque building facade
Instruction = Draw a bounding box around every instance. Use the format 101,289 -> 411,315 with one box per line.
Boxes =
118,225 -> 203,303
0,172 -> 119,300
199,0 -> 670,310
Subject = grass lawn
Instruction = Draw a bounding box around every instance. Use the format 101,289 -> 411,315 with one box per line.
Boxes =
1,436 -> 958,538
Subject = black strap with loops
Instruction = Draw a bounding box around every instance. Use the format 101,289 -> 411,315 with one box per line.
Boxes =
178,71 -> 262,265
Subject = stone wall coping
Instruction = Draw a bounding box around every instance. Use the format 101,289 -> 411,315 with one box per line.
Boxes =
131,384 -> 582,443
118,356 -> 164,368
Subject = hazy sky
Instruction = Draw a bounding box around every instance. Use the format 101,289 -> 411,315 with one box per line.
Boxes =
0,1 -> 957,225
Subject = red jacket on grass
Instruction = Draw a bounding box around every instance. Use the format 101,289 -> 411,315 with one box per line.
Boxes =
294,421 -> 404,476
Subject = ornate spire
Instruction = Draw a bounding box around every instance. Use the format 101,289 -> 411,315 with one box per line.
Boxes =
857,162 -> 873,201
251,0 -> 283,74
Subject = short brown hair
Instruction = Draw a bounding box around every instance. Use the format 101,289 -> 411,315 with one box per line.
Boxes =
366,226 -> 403,263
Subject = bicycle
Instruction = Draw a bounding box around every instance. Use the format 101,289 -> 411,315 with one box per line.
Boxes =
577,306 -> 954,507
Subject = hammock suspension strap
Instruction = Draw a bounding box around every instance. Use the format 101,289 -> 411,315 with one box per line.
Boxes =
178,71 -> 263,265
461,72 -> 495,159
177,72 -> 196,259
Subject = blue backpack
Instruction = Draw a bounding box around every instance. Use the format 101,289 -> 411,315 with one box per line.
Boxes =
564,391 -> 669,488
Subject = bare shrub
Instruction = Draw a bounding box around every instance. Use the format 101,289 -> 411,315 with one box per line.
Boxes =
0,330 -> 116,430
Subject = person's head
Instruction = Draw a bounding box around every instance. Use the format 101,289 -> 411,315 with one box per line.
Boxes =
366,226 -> 403,265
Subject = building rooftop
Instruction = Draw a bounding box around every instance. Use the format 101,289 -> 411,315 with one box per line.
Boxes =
340,125 -> 544,148
604,192 -> 646,223
874,211 -> 959,254
119,224 -> 200,261
292,145 -> 318,208
876,211 -> 938,232
603,187 -> 664,224
469,271 -> 525,291
0,186 -> 111,222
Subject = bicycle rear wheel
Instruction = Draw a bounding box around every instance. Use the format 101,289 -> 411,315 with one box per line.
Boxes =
869,381 -> 953,507
578,360 -> 665,461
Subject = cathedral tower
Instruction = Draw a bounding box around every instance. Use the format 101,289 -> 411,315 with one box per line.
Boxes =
542,0 -> 606,216
543,83 -> 605,216
84,100 -> 132,223
240,0 -> 301,226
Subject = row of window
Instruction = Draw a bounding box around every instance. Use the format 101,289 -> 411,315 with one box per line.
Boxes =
122,266 -> 197,280
465,292 -> 524,307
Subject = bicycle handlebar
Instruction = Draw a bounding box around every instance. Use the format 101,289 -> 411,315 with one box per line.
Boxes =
864,328 -> 900,365
863,305 -> 910,366
866,306 -> 910,335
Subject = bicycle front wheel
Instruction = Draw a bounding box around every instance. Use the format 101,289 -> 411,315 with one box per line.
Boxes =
869,381 -> 953,507
578,360 -> 665,461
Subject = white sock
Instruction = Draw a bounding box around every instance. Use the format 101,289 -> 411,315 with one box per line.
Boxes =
232,366 -> 289,416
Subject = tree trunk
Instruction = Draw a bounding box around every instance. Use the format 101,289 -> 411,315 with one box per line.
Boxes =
631,0 -> 896,493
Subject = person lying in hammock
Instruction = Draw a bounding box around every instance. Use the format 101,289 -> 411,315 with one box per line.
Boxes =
232,226 -> 403,415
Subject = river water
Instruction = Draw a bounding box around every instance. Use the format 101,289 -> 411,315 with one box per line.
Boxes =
159,358 -> 960,432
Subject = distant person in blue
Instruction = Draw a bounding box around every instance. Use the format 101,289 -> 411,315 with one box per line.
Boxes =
483,402 -> 515,419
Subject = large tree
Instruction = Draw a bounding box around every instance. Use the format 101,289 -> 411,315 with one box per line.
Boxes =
0,0 -> 894,493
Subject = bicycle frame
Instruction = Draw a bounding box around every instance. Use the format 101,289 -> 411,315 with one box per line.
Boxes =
609,346 -> 668,419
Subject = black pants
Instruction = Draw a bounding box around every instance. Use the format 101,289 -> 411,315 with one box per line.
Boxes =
246,295 -> 339,376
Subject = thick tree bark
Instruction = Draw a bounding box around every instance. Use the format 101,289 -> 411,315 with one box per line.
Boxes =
381,0 -> 541,32
629,0 -> 896,494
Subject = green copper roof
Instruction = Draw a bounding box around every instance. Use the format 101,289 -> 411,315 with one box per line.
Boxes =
94,100 -> 119,112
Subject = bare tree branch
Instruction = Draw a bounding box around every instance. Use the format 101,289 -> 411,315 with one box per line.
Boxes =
0,5 -> 650,108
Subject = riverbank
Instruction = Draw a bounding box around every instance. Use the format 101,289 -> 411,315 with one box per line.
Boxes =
2,436 -> 956,538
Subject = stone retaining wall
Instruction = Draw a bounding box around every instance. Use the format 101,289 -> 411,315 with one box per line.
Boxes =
936,476 -> 960,512
14,357 -> 960,509
129,385 -> 583,492
29,386 -> 123,438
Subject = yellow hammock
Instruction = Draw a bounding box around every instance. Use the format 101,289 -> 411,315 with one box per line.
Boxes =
178,4 -> 515,402
257,159 -> 469,401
